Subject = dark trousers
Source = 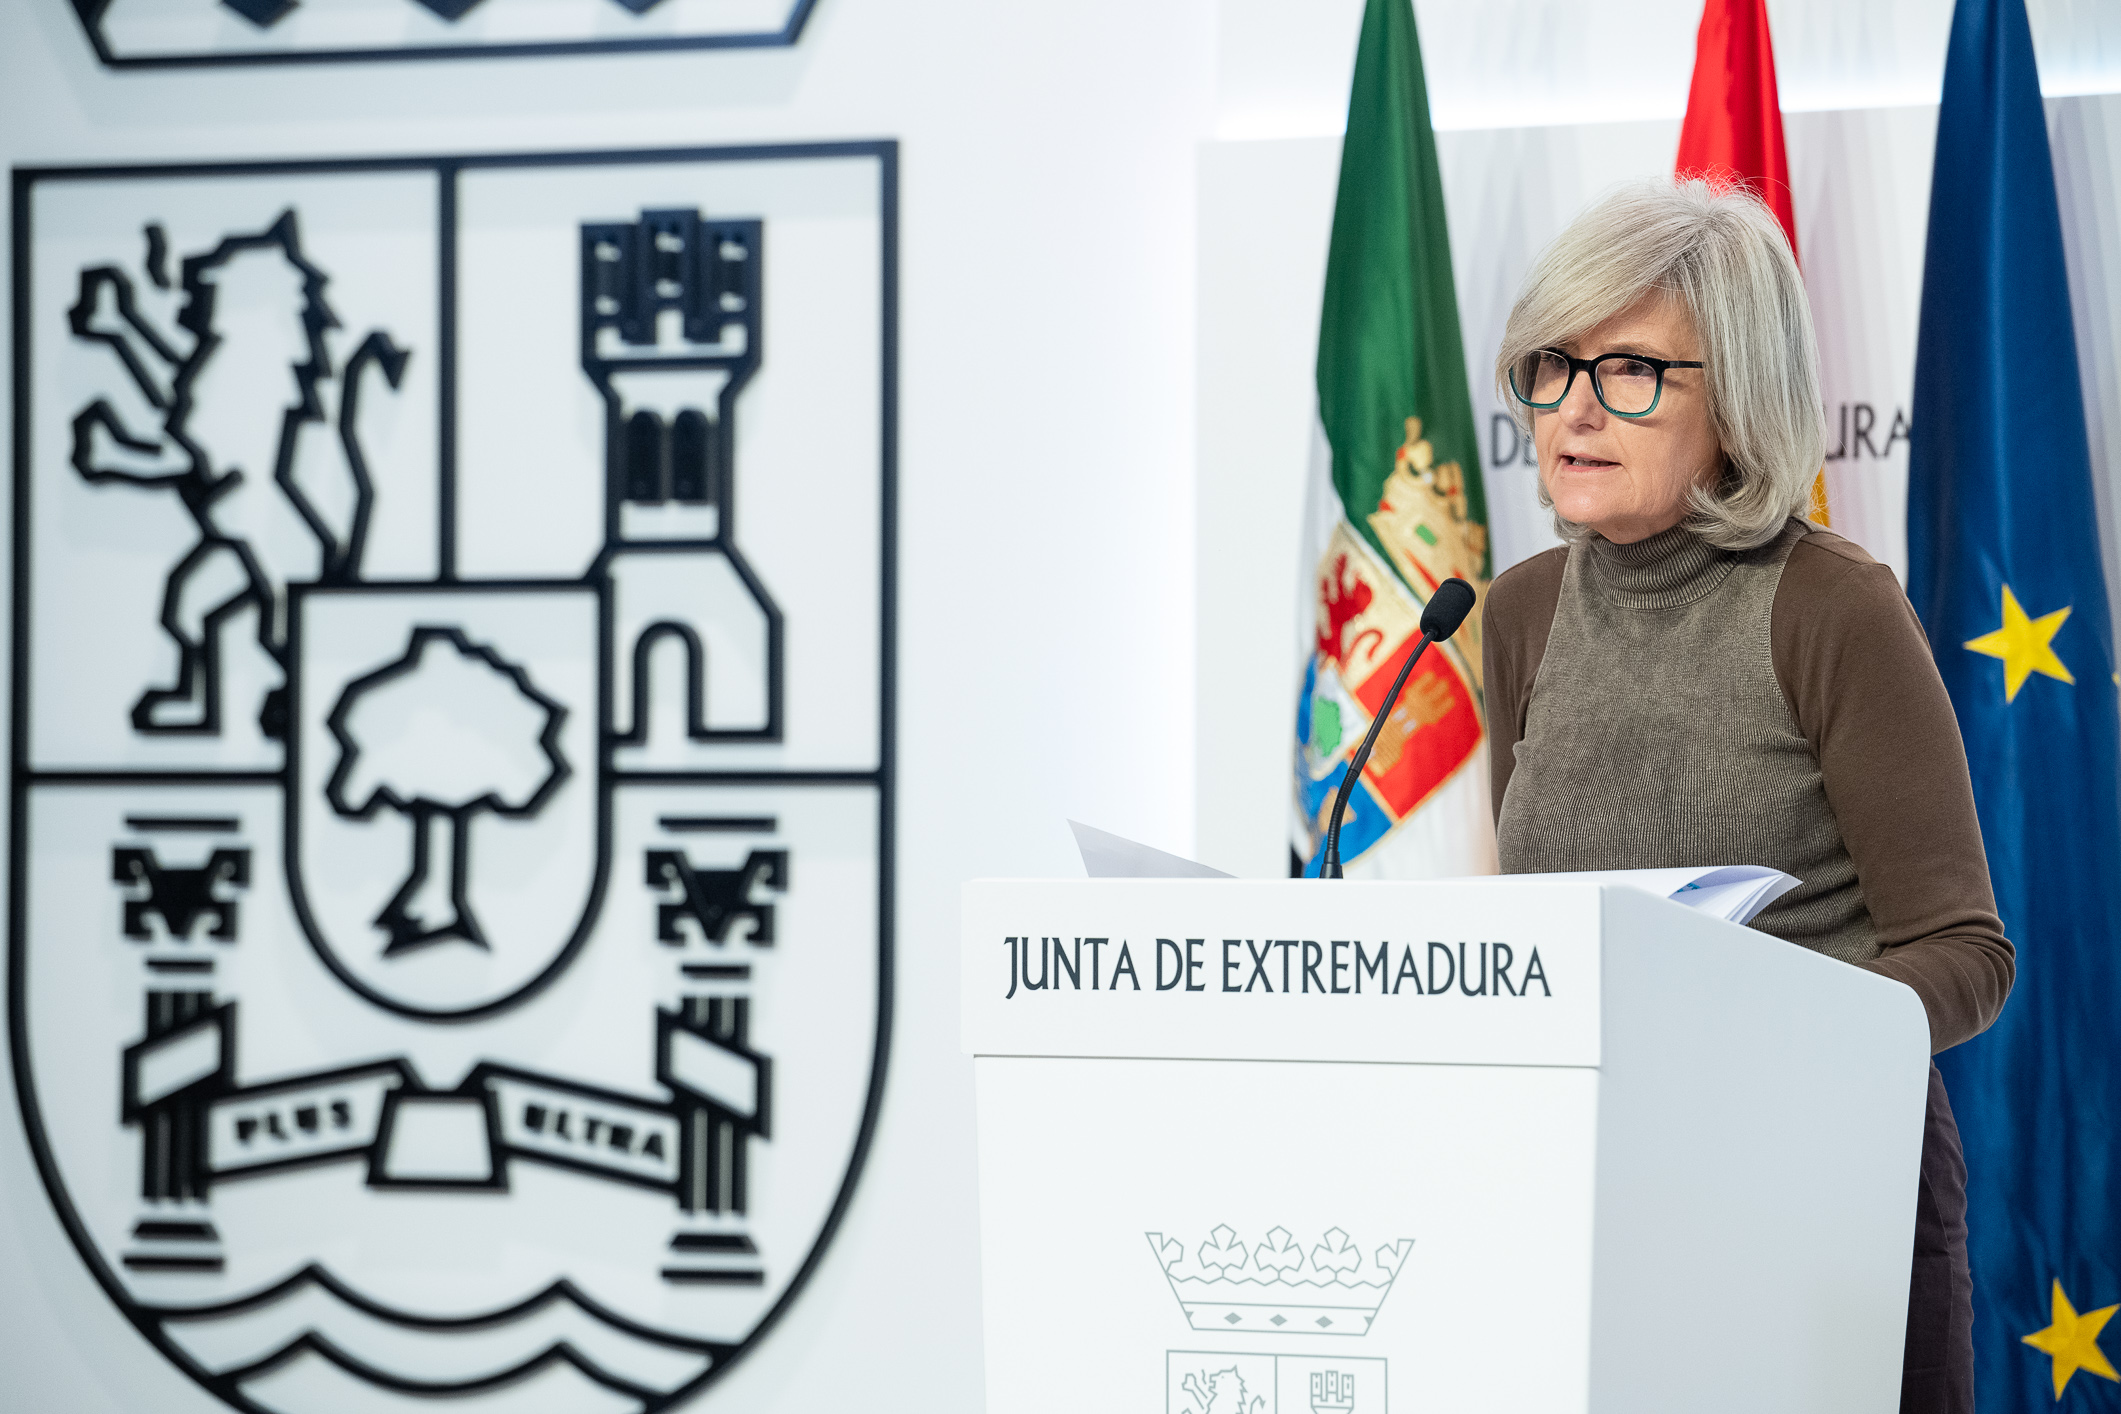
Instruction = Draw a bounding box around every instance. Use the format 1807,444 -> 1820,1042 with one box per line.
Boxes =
1903,1062 -> 1975,1413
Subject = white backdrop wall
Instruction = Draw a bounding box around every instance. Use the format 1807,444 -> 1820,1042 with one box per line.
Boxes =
3,2 -> 2121,1411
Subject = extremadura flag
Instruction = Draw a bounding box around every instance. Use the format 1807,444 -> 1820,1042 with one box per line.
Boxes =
1292,0 -> 1492,879
1908,0 -> 2121,1406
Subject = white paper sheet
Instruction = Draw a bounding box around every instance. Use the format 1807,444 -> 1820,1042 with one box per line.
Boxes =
1068,821 -> 1232,879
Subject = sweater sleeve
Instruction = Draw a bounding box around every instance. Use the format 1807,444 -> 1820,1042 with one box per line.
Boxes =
1772,530 -> 2015,1052
1482,547 -> 1567,826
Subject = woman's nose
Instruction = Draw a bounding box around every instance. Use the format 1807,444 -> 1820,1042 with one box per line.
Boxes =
1560,371 -> 1606,427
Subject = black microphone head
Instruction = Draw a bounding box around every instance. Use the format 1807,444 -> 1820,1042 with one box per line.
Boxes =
1420,578 -> 1478,641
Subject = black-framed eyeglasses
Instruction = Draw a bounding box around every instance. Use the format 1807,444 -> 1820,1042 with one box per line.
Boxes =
1508,348 -> 1705,418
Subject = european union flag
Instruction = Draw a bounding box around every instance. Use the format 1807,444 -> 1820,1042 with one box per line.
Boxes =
1908,0 -> 2121,1406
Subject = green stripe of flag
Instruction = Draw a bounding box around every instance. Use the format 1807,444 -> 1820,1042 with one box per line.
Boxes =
1316,0 -> 1487,581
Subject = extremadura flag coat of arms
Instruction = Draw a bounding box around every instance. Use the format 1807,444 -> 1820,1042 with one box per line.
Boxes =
1293,0 -> 1493,878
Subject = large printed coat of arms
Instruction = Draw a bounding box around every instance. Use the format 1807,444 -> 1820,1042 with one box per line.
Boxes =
9,144 -> 894,1413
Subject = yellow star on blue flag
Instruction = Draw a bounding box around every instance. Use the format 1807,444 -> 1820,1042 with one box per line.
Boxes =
2022,1278 -> 2120,1398
1963,584 -> 2073,702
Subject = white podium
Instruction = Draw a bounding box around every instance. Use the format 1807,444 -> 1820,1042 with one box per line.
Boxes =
961,878 -> 1931,1414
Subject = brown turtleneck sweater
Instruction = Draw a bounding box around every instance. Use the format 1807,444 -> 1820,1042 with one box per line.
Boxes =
1484,517 -> 2013,1052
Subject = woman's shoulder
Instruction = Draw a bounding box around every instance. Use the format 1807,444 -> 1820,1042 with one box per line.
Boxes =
1785,520 -> 1882,570
1773,522 -> 1935,717
1486,544 -> 1568,617
1779,522 -> 1913,619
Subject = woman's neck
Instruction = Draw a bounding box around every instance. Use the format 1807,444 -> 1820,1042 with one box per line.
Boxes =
1582,523 -> 1735,610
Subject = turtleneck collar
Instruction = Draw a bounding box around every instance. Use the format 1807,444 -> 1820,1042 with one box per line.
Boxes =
1581,523 -> 1736,610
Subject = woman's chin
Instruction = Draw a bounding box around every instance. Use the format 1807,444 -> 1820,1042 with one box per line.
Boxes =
1549,492 -> 1620,528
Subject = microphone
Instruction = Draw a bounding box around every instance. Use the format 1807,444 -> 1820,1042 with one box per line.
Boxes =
1318,576 -> 1478,880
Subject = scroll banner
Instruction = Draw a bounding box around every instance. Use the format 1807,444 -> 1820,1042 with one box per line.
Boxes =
128,1017 -> 767,1193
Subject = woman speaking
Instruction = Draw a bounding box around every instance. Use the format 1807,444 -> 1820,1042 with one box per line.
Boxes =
1483,179 -> 2014,1413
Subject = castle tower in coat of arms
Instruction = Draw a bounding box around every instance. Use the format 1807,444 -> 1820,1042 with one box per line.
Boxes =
583,207 -> 785,754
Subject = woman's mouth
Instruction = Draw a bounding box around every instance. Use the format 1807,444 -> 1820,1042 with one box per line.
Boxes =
1559,454 -> 1618,469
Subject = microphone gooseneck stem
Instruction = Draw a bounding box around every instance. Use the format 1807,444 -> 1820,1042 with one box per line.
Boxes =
1319,631 -> 1436,880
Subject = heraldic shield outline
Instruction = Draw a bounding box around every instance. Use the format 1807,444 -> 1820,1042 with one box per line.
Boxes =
9,143 -> 897,1414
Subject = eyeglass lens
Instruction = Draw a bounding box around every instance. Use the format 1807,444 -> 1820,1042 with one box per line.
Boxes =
1514,350 -> 1666,416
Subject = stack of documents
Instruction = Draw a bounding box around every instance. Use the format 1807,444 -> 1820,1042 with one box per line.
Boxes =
1067,822 -> 1798,927
1493,865 -> 1800,926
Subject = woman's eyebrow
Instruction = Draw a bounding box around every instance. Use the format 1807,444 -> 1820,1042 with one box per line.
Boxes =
1553,337 -> 1672,360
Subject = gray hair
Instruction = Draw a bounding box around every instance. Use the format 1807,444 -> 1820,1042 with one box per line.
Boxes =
1494,178 -> 1824,550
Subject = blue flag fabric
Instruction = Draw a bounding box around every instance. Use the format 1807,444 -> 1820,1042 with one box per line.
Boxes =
1908,0 -> 2121,1406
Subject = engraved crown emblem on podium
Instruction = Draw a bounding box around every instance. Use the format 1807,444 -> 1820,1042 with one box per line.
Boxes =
1146,1224 -> 1414,1336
